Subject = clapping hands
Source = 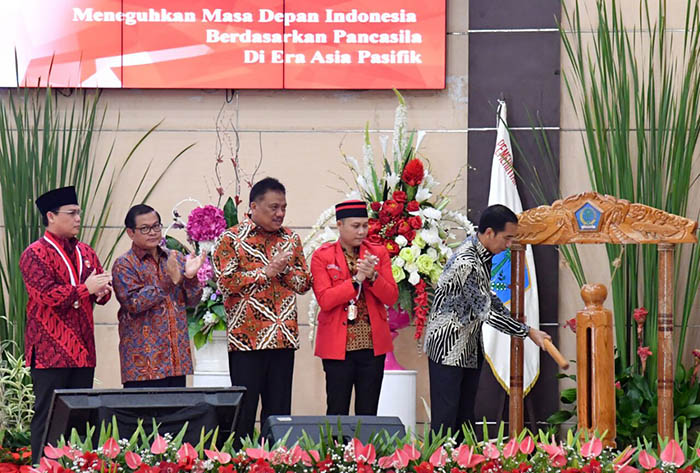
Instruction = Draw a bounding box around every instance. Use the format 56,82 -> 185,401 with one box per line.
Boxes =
355,253 -> 379,282
265,249 -> 292,278
166,250 -> 206,285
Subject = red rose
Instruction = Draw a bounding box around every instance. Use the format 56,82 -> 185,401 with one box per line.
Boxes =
385,222 -> 398,237
392,190 -> 407,203
406,200 -> 420,212
402,159 -> 424,186
0,464 -> 19,473
385,240 -> 400,256
367,234 -> 382,244
382,199 -> 404,218
408,215 -> 422,229
379,209 -> 392,224
404,230 -> 416,242
370,201 -> 382,212
397,219 -> 412,236
368,218 -> 382,235
414,462 -> 434,473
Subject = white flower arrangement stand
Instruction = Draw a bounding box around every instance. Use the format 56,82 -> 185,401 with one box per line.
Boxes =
191,330 -> 231,387
377,369 -> 417,434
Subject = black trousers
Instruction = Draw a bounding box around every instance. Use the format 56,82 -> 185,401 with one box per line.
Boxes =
322,349 -> 385,416
228,349 -> 294,446
30,366 -> 94,464
428,358 -> 482,437
123,376 -> 186,388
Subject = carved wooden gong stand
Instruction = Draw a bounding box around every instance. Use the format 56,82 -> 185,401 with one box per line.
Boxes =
507,192 -> 698,442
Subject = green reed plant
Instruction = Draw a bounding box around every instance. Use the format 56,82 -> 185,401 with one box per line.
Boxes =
560,0 -> 700,379
0,87 -> 194,358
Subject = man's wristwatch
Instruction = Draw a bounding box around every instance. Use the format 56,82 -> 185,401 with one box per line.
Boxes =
351,275 -> 360,287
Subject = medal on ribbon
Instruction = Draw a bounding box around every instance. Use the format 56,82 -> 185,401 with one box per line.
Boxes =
43,232 -> 84,310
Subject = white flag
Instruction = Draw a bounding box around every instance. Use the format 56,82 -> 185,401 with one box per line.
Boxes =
483,100 -> 541,395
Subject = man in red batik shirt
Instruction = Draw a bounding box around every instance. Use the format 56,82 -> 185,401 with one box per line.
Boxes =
19,186 -> 112,464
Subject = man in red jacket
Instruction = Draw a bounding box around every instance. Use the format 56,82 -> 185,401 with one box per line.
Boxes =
311,200 -> 398,415
19,186 -> 112,464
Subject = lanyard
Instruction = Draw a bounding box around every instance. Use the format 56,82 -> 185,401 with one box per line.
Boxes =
43,232 -> 83,286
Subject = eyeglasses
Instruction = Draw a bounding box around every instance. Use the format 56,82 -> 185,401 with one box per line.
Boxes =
54,209 -> 82,218
134,223 -> 163,234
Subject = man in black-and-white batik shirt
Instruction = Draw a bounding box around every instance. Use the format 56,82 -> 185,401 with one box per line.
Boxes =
423,204 -> 550,436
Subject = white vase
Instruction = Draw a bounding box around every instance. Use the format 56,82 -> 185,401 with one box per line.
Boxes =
377,369 -> 417,434
192,330 -> 231,387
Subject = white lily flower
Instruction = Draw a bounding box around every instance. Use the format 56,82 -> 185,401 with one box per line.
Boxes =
347,156 -> 361,174
416,187 -> 432,202
415,130 -> 427,153
421,227 -> 441,245
386,172 -> 400,189
422,207 -> 442,221
379,135 -> 389,158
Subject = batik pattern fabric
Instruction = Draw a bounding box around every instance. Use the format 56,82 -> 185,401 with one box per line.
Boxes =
212,217 -> 312,351
19,232 -> 110,369
423,234 -> 528,368
112,245 -> 202,384
341,246 -> 373,351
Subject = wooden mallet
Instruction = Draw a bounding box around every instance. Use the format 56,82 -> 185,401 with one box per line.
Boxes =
543,338 -> 570,369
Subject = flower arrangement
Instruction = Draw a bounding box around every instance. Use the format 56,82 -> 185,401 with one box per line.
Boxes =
304,90 -> 474,341
30,421 -> 700,473
165,198 -> 237,349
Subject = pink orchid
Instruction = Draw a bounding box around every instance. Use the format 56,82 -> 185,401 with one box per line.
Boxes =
580,437 -> 603,458
150,434 -> 168,455
613,446 -> 636,468
638,450 -> 657,469
124,452 -> 142,470
659,439 -> 685,466
401,444 -> 421,461
42,445 -> 65,460
125,451 -> 142,469
453,444 -> 486,469
300,450 -> 320,466
205,449 -> 232,464
353,439 -> 377,464
520,436 -> 535,455
538,442 -> 567,467
285,445 -> 304,465
617,466 -> 639,473
246,446 -> 270,461
177,443 -> 198,464
378,446 -> 418,470
38,458 -> 62,473
483,443 -> 500,459
503,439 -> 518,459
429,447 -> 448,467
102,438 -> 121,459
